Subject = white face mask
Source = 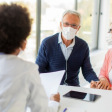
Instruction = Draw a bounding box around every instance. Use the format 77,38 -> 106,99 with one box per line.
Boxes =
106,33 -> 112,45
62,27 -> 77,40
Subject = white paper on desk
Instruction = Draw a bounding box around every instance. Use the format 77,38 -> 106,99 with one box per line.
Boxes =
40,70 -> 65,97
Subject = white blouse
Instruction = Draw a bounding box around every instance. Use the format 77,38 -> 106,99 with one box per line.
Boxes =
0,55 -> 59,112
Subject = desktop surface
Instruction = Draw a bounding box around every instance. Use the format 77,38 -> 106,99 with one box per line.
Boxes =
58,85 -> 112,112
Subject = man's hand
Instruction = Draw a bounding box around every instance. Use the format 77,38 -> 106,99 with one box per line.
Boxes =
50,93 -> 60,102
96,78 -> 111,90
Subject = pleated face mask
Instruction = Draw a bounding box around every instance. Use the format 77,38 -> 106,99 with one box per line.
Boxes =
62,27 -> 77,40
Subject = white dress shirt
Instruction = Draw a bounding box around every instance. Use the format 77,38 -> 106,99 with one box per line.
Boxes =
58,32 -> 75,60
0,54 -> 59,112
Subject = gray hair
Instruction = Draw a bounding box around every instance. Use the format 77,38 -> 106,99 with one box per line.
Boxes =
61,10 -> 81,24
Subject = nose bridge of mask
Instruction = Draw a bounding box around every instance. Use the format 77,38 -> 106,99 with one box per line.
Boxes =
63,26 -> 77,33
67,27 -> 71,31
62,26 -> 77,40
62,27 -> 70,35
65,27 -> 70,33
70,27 -> 77,34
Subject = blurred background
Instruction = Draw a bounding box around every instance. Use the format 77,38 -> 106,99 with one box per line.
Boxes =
1,0 -> 112,86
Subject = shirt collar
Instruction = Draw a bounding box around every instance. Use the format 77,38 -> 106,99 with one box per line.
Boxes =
58,32 -> 75,48
58,32 -> 62,44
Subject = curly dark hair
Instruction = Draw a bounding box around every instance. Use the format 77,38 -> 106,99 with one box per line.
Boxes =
0,3 -> 32,54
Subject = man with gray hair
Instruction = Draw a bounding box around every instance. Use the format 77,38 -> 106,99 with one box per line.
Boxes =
36,10 -> 99,86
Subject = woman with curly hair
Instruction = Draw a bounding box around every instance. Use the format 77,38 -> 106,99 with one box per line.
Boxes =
0,3 -> 60,112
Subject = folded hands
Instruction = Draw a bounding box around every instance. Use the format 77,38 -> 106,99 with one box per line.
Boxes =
90,77 -> 111,90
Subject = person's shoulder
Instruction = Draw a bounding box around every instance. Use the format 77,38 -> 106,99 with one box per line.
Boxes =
42,33 -> 59,45
16,57 -> 38,70
17,58 -> 40,85
75,36 -> 88,46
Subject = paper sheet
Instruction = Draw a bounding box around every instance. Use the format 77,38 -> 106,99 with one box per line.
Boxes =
40,70 -> 65,97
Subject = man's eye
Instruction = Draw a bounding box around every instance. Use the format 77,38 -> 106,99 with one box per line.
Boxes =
65,23 -> 69,25
72,24 -> 76,27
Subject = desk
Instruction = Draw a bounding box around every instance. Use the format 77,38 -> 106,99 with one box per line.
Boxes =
58,85 -> 112,112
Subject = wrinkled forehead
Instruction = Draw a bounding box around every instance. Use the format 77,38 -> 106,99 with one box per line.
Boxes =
63,13 -> 80,20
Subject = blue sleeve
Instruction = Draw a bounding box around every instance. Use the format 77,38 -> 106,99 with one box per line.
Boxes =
81,45 -> 99,82
35,42 -> 48,73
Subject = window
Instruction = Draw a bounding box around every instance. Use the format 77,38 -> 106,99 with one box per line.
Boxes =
77,0 -> 94,49
0,0 -> 36,62
41,0 -> 75,42
110,0 -> 112,23
41,0 -> 95,50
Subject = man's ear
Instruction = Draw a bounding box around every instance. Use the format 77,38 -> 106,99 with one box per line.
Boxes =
60,22 -> 63,30
76,26 -> 81,34
21,40 -> 27,51
77,26 -> 81,31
